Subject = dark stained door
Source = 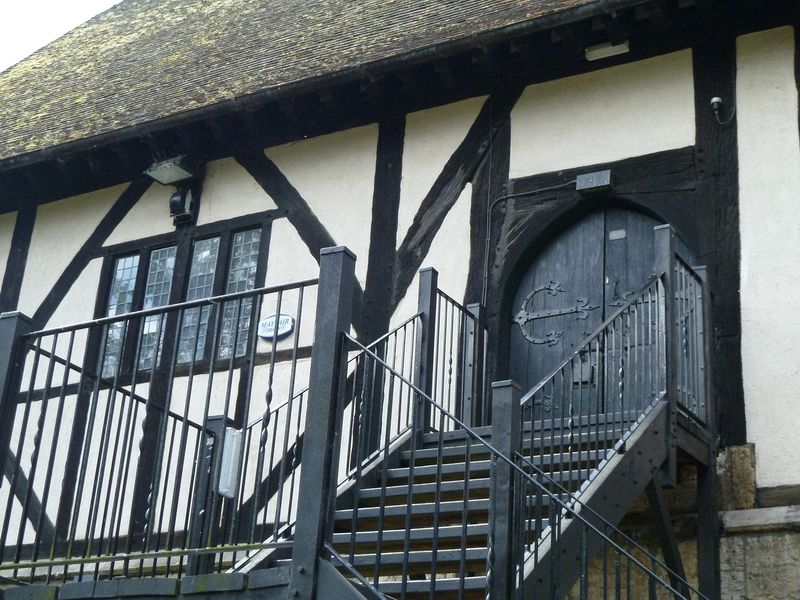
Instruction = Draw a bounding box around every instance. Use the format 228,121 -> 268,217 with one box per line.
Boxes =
509,208 -> 661,418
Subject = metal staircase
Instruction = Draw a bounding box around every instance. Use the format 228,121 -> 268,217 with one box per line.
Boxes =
0,227 -> 718,599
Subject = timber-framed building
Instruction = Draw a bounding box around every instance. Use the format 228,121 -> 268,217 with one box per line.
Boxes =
0,1 -> 798,598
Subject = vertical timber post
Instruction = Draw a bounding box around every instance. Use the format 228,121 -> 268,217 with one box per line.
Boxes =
413,268 -> 438,433
0,312 -> 34,476
694,265 -> 721,598
289,246 -> 356,600
654,225 -> 678,486
464,303 -> 486,427
488,379 -> 521,600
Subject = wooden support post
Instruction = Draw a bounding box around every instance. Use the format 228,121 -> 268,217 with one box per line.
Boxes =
697,461 -> 720,599
645,474 -> 690,597
462,303 -> 486,427
654,224 -> 678,486
0,312 -> 34,476
488,379 -> 521,600
413,268 -> 438,433
694,264 -> 720,598
289,246 -> 356,600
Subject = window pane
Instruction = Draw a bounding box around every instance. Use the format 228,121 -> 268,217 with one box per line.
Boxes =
102,255 -> 140,377
219,229 -> 261,359
178,237 -> 220,363
138,246 -> 176,371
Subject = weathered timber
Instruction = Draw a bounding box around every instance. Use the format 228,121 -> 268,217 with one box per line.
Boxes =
391,88 -> 523,311
0,205 -> 36,312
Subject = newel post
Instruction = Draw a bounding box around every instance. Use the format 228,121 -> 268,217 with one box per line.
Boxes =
289,247 -> 356,600
413,268 -> 438,433
0,312 -> 34,474
463,303 -> 486,427
654,225 -> 678,485
488,379 -> 521,600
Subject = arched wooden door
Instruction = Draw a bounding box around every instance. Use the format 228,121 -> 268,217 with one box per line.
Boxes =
509,208 -> 662,419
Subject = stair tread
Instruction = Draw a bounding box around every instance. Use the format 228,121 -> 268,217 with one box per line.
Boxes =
377,575 -> 486,593
331,523 -> 489,544
335,498 -> 490,520
348,547 -> 487,566
359,478 -> 490,498
401,446 -> 607,465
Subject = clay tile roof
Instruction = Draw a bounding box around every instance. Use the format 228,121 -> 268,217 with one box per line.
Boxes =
0,0 -> 604,164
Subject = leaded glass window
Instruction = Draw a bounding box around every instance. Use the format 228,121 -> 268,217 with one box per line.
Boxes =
219,229 -> 261,359
137,246 -> 176,370
102,255 -> 139,377
177,237 -> 220,363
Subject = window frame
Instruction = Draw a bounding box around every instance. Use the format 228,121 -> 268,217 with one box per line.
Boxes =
95,211 -> 276,378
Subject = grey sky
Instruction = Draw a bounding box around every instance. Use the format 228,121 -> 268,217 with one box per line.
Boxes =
0,0 -> 121,73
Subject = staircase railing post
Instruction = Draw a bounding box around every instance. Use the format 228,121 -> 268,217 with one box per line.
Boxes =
0,312 -> 35,486
464,303 -> 486,427
488,379 -> 521,600
413,268 -> 438,433
289,246 -> 356,600
654,225 -> 678,485
693,265 -> 721,598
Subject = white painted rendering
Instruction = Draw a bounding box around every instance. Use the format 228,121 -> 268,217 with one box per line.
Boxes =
0,211 -> 16,291
19,184 -> 126,315
392,184 -> 473,325
510,50 -> 695,178
45,257 -> 102,329
104,181 -> 172,246
398,97 -> 486,241
197,157 -> 278,225
264,218 -> 321,287
737,26 -> 800,489
266,124 -> 379,285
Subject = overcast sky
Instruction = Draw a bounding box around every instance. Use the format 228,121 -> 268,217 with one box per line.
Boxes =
0,0 -> 122,73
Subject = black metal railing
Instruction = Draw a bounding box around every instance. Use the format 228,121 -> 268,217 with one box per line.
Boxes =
673,257 -> 708,424
325,336 -> 704,599
0,278 -> 317,583
519,277 -> 665,501
432,289 -> 487,429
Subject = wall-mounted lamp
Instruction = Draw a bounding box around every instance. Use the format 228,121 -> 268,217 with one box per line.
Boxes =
144,155 -> 197,185
144,155 -> 202,226
169,186 -> 195,226
585,40 -> 630,61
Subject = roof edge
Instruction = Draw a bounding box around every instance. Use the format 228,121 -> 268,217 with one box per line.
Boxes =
0,0 -> 646,173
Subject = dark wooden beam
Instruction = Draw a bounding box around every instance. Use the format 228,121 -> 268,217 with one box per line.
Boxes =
465,113 -> 510,306
361,117 -> 405,344
0,204 -> 37,312
233,150 -> 365,333
391,88 -> 523,311
692,18 -> 742,445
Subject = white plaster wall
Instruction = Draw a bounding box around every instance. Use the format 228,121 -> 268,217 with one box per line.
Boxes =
510,51 -> 695,177
103,181 -> 170,245
737,26 -> 800,489
197,157 -> 278,225
0,211 -> 16,290
45,258 -> 102,330
19,184 -> 125,315
398,97 -> 486,241
392,184 -> 473,325
266,124 -> 378,285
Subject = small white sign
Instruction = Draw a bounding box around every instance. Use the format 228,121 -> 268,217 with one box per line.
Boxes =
258,314 -> 294,340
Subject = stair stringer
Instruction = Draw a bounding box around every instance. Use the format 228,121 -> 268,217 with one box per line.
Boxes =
521,400 -> 670,597
230,430 -> 413,574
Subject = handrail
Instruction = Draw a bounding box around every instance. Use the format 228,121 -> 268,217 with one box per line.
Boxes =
519,275 -> 662,408
516,445 -> 707,599
24,278 -> 320,338
324,542 -> 395,600
340,334 -> 691,597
